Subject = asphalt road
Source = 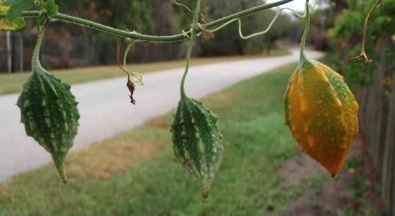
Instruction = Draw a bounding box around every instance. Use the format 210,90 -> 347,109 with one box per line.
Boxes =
0,49 -> 323,181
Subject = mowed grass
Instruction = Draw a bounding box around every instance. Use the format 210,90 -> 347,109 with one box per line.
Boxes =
0,63 -> 301,215
0,49 -> 289,96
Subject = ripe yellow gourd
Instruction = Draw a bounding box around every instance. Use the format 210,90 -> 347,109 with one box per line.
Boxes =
283,59 -> 359,176
283,1 -> 359,177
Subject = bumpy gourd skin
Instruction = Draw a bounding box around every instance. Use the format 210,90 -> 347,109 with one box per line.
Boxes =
17,68 -> 80,183
283,59 -> 359,176
171,97 -> 224,201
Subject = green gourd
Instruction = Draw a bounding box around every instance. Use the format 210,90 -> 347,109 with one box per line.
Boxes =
171,97 -> 224,201
16,28 -> 79,183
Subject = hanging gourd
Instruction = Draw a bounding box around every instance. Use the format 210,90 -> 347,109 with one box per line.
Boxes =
283,1 -> 359,177
170,6 -> 224,201
17,26 -> 80,183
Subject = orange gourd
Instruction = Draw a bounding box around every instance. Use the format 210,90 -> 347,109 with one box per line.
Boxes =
283,1 -> 359,177
284,59 -> 359,176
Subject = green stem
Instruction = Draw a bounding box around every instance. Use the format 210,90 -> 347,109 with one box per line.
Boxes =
180,0 -> 202,99
0,0 -> 294,43
300,0 -> 310,62
123,40 -> 135,69
55,13 -> 185,42
32,27 -> 46,70
204,0 -> 293,29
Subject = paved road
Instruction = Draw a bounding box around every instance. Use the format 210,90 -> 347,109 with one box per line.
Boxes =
0,49 -> 323,181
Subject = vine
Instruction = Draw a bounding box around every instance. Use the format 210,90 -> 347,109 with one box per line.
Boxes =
180,0 -> 201,99
202,3 -> 319,40
349,0 -> 382,65
0,0 -> 294,42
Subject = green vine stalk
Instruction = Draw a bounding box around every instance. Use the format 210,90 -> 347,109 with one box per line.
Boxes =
299,0 -> 311,64
0,0 -> 294,43
180,0 -> 202,99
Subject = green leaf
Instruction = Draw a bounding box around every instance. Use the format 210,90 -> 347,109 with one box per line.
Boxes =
3,0 -> 34,21
0,0 -> 25,30
43,0 -> 58,16
2,0 -> 21,6
0,17 -> 24,30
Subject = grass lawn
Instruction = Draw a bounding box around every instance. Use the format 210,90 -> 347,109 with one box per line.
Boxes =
0,49 -> 289,96
0,62 -> 304,215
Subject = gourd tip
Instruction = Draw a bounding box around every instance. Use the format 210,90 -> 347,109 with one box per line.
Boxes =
202,195 -> 208,203
63,178 -> 68,184
201,188 -> 209,203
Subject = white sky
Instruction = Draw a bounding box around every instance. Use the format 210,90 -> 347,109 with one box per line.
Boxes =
265,0 -> 320,12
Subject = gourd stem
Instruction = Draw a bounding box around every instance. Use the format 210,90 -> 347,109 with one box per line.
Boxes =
32,27 -> 46,69
180,0 -> 201,99
300,0 -> 310,63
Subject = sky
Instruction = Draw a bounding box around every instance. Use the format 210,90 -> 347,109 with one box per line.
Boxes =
265,0 -> 320,12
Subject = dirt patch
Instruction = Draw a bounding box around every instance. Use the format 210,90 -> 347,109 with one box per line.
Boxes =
277,137 -> 386,216
65,138 -> 168,180
146,117 -> 171,129
281,150 -> 326,186
207,93 -> 231,101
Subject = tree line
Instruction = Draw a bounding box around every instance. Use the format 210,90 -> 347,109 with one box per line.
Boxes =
0,0 -> 300,72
